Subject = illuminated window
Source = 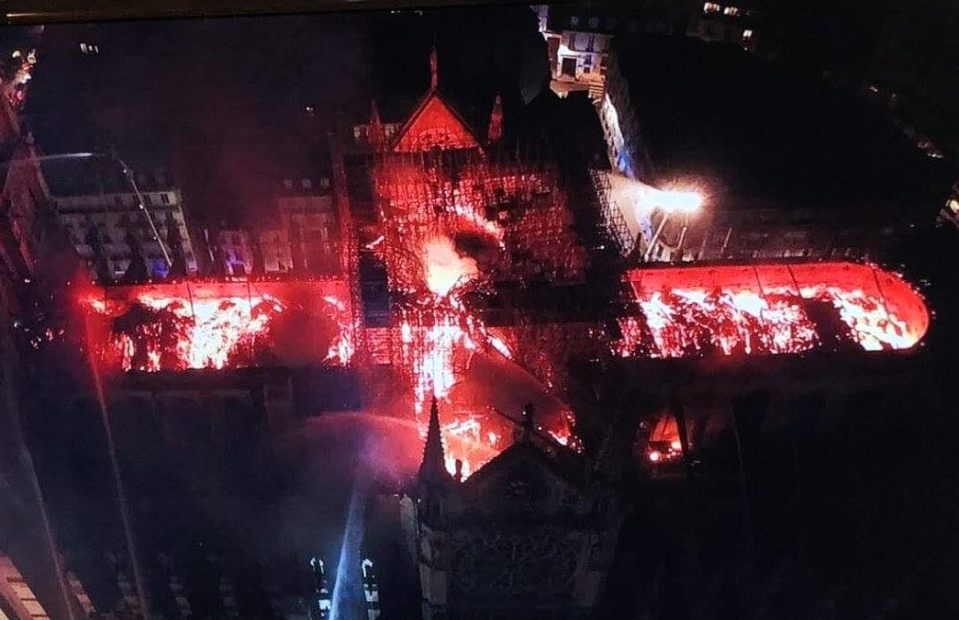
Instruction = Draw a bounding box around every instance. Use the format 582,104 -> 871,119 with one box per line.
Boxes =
742,29 -> 753,40
724,6 -> 741,16
79,43 -> 88,53
569,15 -> 579,27
703,2 -> 721,13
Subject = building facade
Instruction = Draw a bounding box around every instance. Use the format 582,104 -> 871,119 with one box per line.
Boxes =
595,35 -> 947,264
276,177 -> 339,276
208,177 -> 339,277
49,167 -> 199,281
687,0 -> 762,53
403,401 -> 620,620
534,2 -> 688,102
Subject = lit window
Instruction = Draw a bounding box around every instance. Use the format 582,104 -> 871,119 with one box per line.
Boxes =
302,179 -> 312,190
742,29 -> 753,40
569,16 -> 579,27
703,2 -> 721,13
724,6 -> 741,16
79,43 -> 88,53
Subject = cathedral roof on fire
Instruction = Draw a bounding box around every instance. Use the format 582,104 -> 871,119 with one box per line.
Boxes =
416,403 -> 597,494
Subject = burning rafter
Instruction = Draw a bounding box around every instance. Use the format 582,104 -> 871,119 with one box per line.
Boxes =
81,280 -> 354,373
616,262 -> 928,359
372,142 -> 586,477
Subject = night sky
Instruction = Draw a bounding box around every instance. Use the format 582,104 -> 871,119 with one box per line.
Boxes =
25,7 -> 546,225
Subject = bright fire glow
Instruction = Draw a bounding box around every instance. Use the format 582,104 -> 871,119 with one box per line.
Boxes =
321,295 -> 356,365
370,146 -> 587,478
105,293 -> 282,372
617,263 -> 928,358
83,284 -> 353,372
422,237 -> 479,297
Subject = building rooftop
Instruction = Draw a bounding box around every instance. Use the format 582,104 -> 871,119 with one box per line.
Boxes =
39,155 -> 177,196
543,1 -> 684,35
612,35 -> 951,213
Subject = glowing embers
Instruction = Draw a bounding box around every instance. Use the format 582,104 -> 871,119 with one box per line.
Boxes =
398,303 -> 505,479
82,281 -> 354,372
395,239 -> 575,479
109,293 -> 283,371
622,288 -> 819,357
371,148 -> 588,478
618,262 -> 929,359
421,237 -> 480,297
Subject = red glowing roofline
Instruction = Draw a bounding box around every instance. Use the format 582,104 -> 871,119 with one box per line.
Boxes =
624,259 -> 929,354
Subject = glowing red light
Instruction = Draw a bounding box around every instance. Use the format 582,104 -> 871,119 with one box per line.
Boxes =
81,281 -> 354,373
617,262 -> 928,358
372,141 -> 583,477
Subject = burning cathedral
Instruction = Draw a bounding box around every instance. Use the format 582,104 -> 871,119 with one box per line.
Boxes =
61,48 -> 935,618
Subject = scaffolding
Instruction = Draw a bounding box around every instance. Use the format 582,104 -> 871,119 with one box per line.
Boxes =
371,148 -> 589,291
589,168 -> 633,255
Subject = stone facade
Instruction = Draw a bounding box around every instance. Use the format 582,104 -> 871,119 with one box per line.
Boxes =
405,403 -> 620,620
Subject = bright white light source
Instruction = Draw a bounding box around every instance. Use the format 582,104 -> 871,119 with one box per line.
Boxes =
654,188 -> 703,214
648,450 -> 661,463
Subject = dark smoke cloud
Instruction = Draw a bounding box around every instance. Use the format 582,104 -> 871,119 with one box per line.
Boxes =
28,15 -> 373,222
